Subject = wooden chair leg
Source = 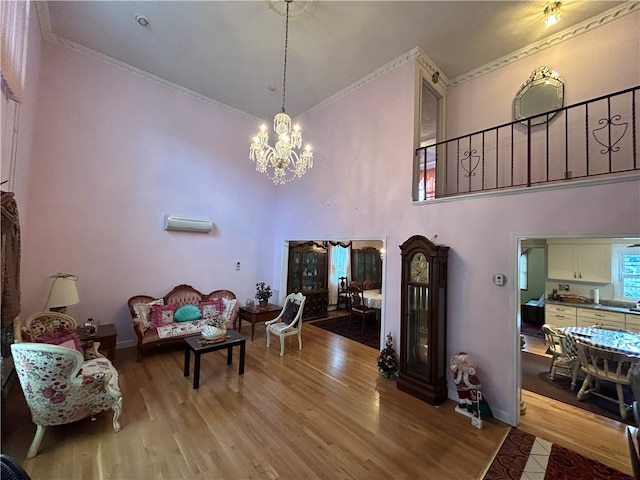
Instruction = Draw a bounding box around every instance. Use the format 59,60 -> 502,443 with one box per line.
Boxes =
576,374 -> 592,401
26,424 -> 45,458
617,383 -> 628,419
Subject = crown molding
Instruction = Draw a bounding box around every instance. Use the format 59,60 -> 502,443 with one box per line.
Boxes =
449,2 -> 639,87
301,47 -> 433,119
35,3 -> 260,123
36,1 -> 638,120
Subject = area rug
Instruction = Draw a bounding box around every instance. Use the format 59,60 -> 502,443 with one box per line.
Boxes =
483,427 -> 633,479
309,315 -> 380,349
522,351 -> 635,424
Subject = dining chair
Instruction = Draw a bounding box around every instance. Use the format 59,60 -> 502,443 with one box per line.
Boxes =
348,286 -> 377,333
362,280 -> 373,290
541,323 -> 580,390
265,292 -> 306,356
627,425 -> 640,479
576,340 -> 639,419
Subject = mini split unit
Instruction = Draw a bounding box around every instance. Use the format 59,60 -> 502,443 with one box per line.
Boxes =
164,214 -> 213,233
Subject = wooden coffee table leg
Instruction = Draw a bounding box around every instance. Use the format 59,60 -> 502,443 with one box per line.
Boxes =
227,346 -> 233,365
239,341 -> 246,375
184,345 -> 190,377
193,351 -> 201,389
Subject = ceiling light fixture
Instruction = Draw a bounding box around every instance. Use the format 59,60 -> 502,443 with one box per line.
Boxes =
544,2 -> 561,27
249,0 -> 313,185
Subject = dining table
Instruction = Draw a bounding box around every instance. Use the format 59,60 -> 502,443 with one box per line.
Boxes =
560,326 -> 640,357
362,290 -> 382,310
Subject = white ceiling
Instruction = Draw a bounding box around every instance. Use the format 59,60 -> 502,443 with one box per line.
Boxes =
39,1 -> 631,121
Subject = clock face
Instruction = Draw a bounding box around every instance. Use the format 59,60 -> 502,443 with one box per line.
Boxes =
410,253 -> 429,283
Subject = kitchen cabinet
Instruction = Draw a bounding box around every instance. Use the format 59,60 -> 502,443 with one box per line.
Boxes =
545,304 -> 576,328
625,314 -> 640,333
547,243 -> 611,283
577,309 -> 625,329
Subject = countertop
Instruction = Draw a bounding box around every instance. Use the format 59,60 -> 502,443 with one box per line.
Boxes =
545,299 -> 640,316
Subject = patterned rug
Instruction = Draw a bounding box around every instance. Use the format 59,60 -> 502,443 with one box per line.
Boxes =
483,427 -> 633,479
308,314 -> 380,349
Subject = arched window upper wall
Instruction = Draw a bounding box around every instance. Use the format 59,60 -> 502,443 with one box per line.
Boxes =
413,64 -> 446,202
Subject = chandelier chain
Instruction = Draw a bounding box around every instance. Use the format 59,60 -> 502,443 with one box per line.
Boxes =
281,0 -> 290,113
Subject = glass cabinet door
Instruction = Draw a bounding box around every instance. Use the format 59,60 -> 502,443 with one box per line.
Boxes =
406,284 -> 430,379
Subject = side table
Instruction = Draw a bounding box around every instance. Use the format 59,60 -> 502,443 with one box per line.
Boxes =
77,324 -> 118,363
236,304 -> 282,341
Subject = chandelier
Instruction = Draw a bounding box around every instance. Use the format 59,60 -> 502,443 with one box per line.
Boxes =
249,0 -> 313,185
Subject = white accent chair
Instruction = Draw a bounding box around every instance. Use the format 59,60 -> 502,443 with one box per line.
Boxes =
10,342 -> 122,458
542,323 -> 580,390
265,292 -> 306,356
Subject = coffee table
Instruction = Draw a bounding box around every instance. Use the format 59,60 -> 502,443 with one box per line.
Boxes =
183,329 -> 246,389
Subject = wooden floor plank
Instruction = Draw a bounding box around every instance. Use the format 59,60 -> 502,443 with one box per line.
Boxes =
1,323 -> 632,478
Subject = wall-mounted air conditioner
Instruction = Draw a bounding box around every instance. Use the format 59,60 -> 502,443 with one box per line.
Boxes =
164,214 -> 213,233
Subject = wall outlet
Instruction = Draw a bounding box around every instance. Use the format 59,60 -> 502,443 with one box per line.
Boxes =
559,284 -> 570,291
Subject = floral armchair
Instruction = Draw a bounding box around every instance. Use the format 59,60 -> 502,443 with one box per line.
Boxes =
14,312 -> 102,360
10,342 -> 122,458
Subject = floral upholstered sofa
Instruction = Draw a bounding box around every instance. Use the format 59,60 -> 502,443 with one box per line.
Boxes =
127,284 -> 239,361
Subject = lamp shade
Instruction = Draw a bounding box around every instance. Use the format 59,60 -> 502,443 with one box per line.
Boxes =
42,274 -> 79,310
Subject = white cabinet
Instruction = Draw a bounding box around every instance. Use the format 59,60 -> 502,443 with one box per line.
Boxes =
547,243 -> 611,283
577,308 -> 625,329
545,304 -> 577,328
626,314 -> 640,333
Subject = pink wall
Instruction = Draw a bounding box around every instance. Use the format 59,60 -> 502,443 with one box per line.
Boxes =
274,11 -> 640,424
15,7 -> 640,425
19,40 -> 281,347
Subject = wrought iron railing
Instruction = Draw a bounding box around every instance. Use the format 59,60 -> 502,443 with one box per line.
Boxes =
415,86 -> 639,201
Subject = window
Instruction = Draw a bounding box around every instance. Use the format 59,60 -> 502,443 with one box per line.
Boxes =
414,74 -> 443,201
613,245 -> 640,301
519,249 -> 528,291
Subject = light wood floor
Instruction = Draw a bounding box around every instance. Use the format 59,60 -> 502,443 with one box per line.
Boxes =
1,325 -> 633,479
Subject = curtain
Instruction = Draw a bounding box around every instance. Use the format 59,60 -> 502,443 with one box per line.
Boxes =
328,244 -> 351,307
1,0 -> 30,102
1,191 -> 20,324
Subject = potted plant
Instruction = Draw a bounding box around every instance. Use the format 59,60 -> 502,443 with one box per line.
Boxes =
378,332 -> 399,379
255,282 -> 272,307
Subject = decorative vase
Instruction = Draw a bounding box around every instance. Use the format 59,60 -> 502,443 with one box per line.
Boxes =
259,299 -> 268,307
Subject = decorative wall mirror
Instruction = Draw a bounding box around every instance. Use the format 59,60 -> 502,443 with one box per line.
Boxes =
514,66 -> 564,126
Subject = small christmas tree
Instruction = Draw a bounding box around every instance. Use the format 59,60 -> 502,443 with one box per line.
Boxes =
378,332 -> 399,379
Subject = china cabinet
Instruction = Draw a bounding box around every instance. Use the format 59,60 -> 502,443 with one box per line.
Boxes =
287,242 -> 329,320
398,235 -> 449,405
351,247 -> 382,288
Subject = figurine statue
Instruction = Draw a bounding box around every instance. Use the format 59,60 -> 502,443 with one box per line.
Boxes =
449,352 -> 492,428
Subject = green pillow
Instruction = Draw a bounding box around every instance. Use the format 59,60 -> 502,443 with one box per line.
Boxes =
174,304 -> 202,322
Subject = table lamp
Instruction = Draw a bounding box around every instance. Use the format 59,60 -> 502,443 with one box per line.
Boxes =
42,273 -> 79,312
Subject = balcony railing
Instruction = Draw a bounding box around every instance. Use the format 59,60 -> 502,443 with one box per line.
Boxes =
415,86 -> 639,201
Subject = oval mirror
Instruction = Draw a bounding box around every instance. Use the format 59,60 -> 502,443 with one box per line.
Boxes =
514,66 -> 564,126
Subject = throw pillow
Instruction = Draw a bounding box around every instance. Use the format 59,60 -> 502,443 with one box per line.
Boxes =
151,303 -> 178,329
134,298 -> 164,331
174,304 -> 202,322
282,300 -> 300,325
199,298 -> 224,320
38,330 -> 83,353
221,298 -> 238,321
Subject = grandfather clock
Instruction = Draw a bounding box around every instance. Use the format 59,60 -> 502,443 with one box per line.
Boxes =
398,235 -> 449,405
